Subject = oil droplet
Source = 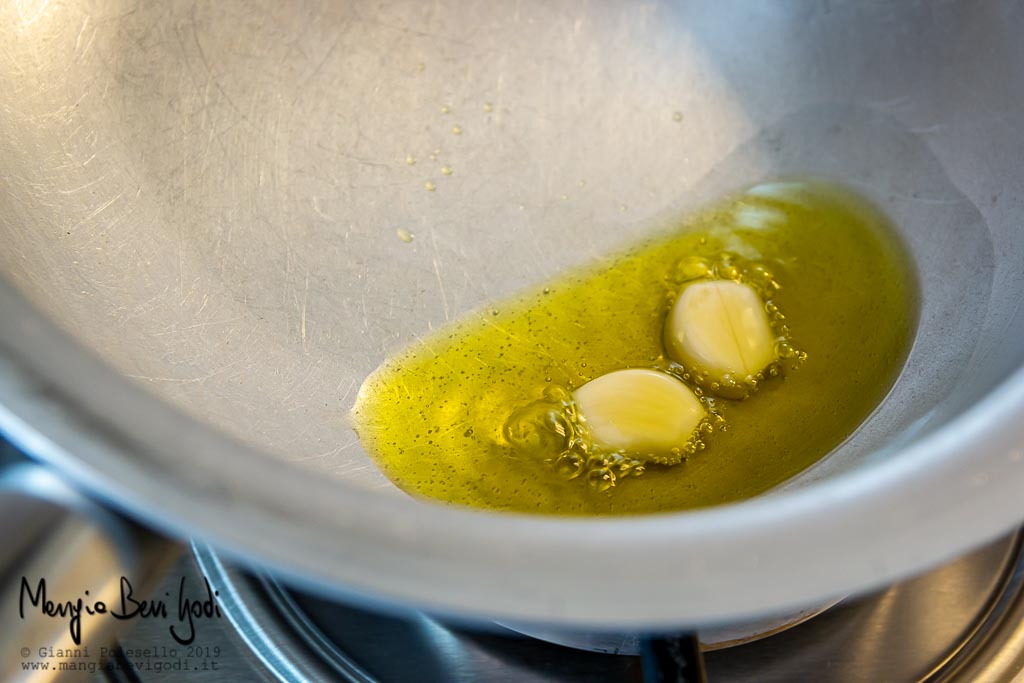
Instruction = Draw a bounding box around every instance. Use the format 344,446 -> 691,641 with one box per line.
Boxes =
518,204 -> 526,211
560,194 -> 569,201
452,125 -> 463,135
416,62 -> 426,72
424,181 -> 437,192
441,166 -> 453,176
673,111 -> 684,122
619,204 -> 627,212
405,155 -> 417,166
396,228 -> 414,243
577,180 -> 587,188
483,102 -> 494,113
440,105 -> 451,114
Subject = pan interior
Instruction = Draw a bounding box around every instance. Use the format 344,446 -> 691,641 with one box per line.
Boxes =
0,1 -> 1020,508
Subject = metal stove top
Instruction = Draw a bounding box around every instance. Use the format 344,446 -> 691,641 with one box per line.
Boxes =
102,531 -> 1024,682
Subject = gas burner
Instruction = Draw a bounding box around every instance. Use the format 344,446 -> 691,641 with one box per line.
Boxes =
113,532 -> 1024,682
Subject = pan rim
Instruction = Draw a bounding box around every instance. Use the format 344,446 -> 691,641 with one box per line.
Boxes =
1,274 -> 1022,628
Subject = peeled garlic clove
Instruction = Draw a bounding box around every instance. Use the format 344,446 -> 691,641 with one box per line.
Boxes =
666,279 -> 776,383
572,369 -> 705,454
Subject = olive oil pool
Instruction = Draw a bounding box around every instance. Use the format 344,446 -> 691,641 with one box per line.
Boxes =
352,180 -> 917,515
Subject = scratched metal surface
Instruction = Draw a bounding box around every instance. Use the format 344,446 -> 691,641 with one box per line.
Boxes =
3,0 -> 1024,628
2,0 -> 762,487
0,0 -> 1019,483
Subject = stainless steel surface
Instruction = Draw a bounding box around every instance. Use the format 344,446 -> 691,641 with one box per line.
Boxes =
97,558 -> 258,683
0,458 -> 180,683
3,0 -> 1024,627
499,598 -> 843,655
115,533 -> 1024,682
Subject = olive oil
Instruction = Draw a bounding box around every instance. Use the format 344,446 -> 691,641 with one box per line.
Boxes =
352,180 -> 917,515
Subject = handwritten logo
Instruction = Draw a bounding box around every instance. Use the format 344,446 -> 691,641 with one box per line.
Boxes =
19,576 -> 222,645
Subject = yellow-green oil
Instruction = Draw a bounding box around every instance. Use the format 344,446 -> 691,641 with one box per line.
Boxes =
352,180 -> 918,515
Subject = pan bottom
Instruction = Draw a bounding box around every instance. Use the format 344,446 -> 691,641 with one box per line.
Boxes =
175,532 -> 1024,682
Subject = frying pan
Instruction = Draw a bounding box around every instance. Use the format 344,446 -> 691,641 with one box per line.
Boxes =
2,0 -> 1024,635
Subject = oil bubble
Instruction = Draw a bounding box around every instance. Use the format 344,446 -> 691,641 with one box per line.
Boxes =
587,467 -> 616,492
554,452 -> 583,479
775,340 -> 797,358
717,263 -> 742,280
543,408 -> 574,442
542,384 -> 572,403
674,256 -> 711,282
503,403 -> 569,453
